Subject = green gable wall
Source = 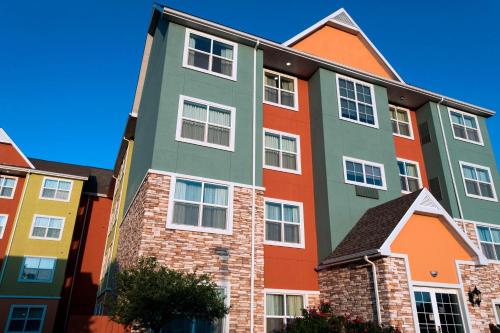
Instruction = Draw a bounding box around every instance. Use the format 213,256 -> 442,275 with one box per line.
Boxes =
126,18 -> 263,209
309,68 -> 403,260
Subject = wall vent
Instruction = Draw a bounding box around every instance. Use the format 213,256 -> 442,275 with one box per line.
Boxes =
330,11 -> 357,30
355,185 -> 379,199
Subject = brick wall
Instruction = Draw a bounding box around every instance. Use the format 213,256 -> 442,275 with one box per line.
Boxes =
117,171 -> 265,332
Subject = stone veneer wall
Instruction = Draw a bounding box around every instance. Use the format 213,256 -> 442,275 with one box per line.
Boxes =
118,171 -> 265,332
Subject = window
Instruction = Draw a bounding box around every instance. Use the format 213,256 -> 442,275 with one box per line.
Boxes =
19,257 -> 56,282
0,214 -> 7,238
343,157 -> 386,190
265,200 -> 304,248
337,75 -> 378,127
183,29 -> 237,80
30,215 -> 64,240
460,162 -> 497,201
477,225 -> 500,261
0,176 -> 17,199
390,105 -> 413,138
168,178 -> 231,234
397,159 -> 422,193
6,305 -> 46,333
176,96 -> 235,151
264,70 -> 298,110
449,109 -> 483,145
266,293 -> 304,333
40,178 -> 72,201
494,300 -> 500,324
264,129 -> 301,174
413,289 -> 465,333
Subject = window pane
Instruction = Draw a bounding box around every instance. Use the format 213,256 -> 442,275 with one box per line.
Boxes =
466,128 -> 479,142
35,217 -> 50,227
212,41 -> 233,59
8,319 -> 25,331
462,166 -> 476,180
408,178 -> 420,192
281,137 -> 296,153
495,245 -> 500,261
265,150 -> 280,167
48,218 -> 63,229
465,180 -> 480,196
58,181 -> 71,190
173,202 -> 199,226
398,161 -> 406,175
476,169 -> 490,182
282,153 -> 297,170
391,120 -> 398,134
55,190 -> 69,200
346,161 -> 364,183
1,187 -> 13,197
39,258 -> 55,269
265,72 -> 279,87
189,34 -> 211,52
479,183 -> 494,198
208,108 -> 231,127
182,120 -> 206,142
32,227 -> 46,238
283,205 -> 299,223
201,207 -> 227,229
481,242 -> 496,260
203,184 -> 228,206
188,50 -> 209,70
266,203 -> 282,221
175,180 -> 202,202
463,115 -> 477,128
281,91 -> 294,107
24,257 -> 40,268
266,295 -> 284,315
37,269 -> 53,281
44,179 -> 58,189
450,112 -> 463,125
24,319 -> 42,331
183,101 -> 207,121
207,126 -> 230,146
406,163 -> 418,177
477,226 -> 492,242
211,57 -> 232,76
46,228 -> 61,239
284,224 -> 300,243
280,77 -> 294,92
491,228 -> 500,243
266,222 -> 281,241
398,123 -> 410,136
340,98 -> 357,120
396,109 -> 408,122
265,133 -> 280,149
12,307 -> 28,318
265,87 -> 278,103
286,295 -> 304,316
41,188 -> 56,198
266,318 -> 284,333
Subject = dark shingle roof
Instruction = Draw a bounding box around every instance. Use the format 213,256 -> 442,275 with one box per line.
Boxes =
320,189 -> 423,266
29,158 -> 114,196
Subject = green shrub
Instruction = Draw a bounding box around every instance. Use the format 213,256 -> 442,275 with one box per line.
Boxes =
490,323 -> 500,333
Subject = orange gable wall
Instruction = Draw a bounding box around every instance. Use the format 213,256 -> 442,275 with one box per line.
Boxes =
390,214 -> 475,284
393,109 -> 429,188
0,143 -> 31,168
263,79 -> 319,291
291,25 -> 397,80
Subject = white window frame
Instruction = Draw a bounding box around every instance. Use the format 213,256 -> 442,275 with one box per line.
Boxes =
459,161 -> 498,202
397,158 -> 423,194
217,281 -> 230,333
39,177 -> 73,202
493,298 -> 500,324
448,108 -> 484,146
182,28 -> 238,81
342,156 -> 387,190
0,176 -> 18,199
0,214 -> 7,239
263,128 -> 302,175
264,289 -> 310,333
475,224 -> 500,263
263,69 -> 299,111
390,105 -> 414,139
175,95 -> 236,151
166,175 -> 234,235
336,74 -> 379,128
18,256 -> 56,283
29,214 -> 65,241
5,304 -> 47,333
264,198 -> 305,249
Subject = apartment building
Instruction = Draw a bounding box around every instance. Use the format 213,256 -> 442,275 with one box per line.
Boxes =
0,128 -> 113,332
94,5 -> 500,333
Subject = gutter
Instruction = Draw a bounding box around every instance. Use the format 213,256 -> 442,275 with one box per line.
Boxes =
316,249 -> 381,270
364,256 -> 382,325
0,165 -> 88,181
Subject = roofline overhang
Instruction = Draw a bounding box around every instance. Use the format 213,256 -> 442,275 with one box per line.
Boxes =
0,165 -> 88,181
159,5 -> 494,117
112,113 -> 137,176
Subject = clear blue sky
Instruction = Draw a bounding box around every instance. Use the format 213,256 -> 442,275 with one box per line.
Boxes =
1,0 -> 499,169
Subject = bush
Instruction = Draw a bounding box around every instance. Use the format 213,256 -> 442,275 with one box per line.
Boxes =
490,324 -> 500,333
283,302 -> 400,333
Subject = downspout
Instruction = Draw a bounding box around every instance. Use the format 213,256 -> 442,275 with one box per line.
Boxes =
435,97 -> 465,228
250,39 -> 260,333
0,173 -> 30,285
63,195 -> 91,331
364,256 -> 381,325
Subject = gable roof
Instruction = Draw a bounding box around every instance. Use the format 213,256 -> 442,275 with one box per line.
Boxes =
0,128 -> 35,169
282,8 -> 404,82
318,188 -> 487,269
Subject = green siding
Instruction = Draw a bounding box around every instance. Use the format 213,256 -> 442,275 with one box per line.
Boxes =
309,68 -> 403,260
127,19 -> 263,209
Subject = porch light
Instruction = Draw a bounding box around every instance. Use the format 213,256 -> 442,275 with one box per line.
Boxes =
430,271 -> 438,278
286,62 -> 292,66
468,286 -> 482,307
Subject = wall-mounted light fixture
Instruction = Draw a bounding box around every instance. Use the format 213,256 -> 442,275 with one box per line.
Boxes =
468,286 -> 482,307
430,271 -> 438,278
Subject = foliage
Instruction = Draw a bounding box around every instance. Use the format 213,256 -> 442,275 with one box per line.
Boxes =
108,257 -> 229,333
284,302 -> 400,333
490,323 -> 500,333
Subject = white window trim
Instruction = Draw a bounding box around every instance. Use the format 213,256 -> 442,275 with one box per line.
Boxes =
5,304 -> 47,333
18,256 -> 57,283
182,28 -> 238,81
175,95 -> 236,152
264,198 -> 305,249
336,74 -> 379,129
166,175 -> 234,236
493,298 -> 500,324
459,161 -> 498,202
263,69 -> 299,111
475,224 -> 500,264
39,177 -> 73,202
397,158 -> 423,194
263,128 -> 302,175
448,108 -> 484,146
390,105 -> 414,140
0,214 -> 7,239
217,281 -> 231,333
0,176 -> 18,199
342,156 -> 387,190
29,214 -> 65,241
264,289 -> 312,333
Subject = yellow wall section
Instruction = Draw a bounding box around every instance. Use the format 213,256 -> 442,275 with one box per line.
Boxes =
291,25 -> 397,80
390,214 -> 475,284
1,174 -> 83,297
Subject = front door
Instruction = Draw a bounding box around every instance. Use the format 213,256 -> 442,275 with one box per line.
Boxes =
413,288 -> 466,333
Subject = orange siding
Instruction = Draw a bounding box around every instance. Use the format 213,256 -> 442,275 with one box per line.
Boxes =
0,143 -> 31,168
291,26 -> 396,80
393,108 -> 429,189
390,214 -> 475,284
67,315 -> 125,333
0,176 -> 25,268
263,79 -> 319,291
